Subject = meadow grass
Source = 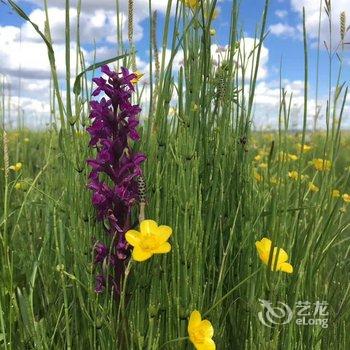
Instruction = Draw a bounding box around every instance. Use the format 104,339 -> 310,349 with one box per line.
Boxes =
1,0 -> 350,349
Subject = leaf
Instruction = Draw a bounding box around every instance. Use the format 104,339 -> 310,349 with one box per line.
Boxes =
8,0 -> 54,56
73,53 -> 129,96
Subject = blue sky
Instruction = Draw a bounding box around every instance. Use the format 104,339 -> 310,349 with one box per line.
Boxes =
0,0 -> 349,128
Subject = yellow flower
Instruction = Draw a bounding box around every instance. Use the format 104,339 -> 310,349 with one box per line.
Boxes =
254,154 -> 263,161
332,189 -> 341,198
297,143 -> 312,153
24,138 -> 30,143
288,171 -> 299,180
288,171 -> 308,181
9,162 -> 22,172
288,154 -> 298,161
131,71 -> 144,84
342,194 -> 350,203
188,310 -> 215,350
192,103 -> 199,112
14,182 -> 22,190
182,0 -> 200,9
279,151 -> 288,162
253,171 -> 262,182
259,150 -> 269,157
308,182 -> 319,193
125,220 -> 172,262
270,176 -> 280,185
209,28 -> 216,36
258,163 -> 268,169
255,237 -> 293,273
312,158 -> 331,171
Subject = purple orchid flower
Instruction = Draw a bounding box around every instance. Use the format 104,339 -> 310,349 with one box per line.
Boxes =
87,65 -> 146,296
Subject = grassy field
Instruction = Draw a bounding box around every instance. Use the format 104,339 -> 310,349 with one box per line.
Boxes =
1,0 -> 350,349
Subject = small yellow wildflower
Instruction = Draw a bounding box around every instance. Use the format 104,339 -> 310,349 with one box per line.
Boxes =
210,28 -> 216,36
263,133 -> 273,142
342,194 -> 350,203
288,154 -> 298,161
131,71 -> 144,84
255,237 -> 293,273
279,151 -> 288,162
308,182 -> 319,193
253,171 -> 262,182
270,176 -> 280,185
288,171 -> 308,181
182,0 -> 200,9
14,183 -> 22,190
192,103 -> 199,112
188,310 -> 215,350
312,158 -> 331,171
259,150 -> 269,157
297,143 -> 312,153
125,220 -> 172,262
254,154 -> 263,161
258,163 -> 268,169
288,171 -> 299,180
9,162 -> 22,172
332,189 -> 341,198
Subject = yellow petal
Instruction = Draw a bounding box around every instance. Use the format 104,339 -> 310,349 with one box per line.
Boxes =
132,247 -> 153,262
275,247 -> 288,264
200,320 -> 214,338
125,230 -> 141,247
279,262 -> 293,273
153,242 -> 171,254
255,239 -> 271,264
156,225 -> 172,242
197,338 -> 216,350
188,310 -> 202,331
140,220 -> 158,234
260,238 -> 272,250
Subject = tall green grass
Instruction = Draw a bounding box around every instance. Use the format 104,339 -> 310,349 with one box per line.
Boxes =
1,0 -> 350,349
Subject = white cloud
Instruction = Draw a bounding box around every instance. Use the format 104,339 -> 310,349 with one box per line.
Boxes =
20,0 -> 172,45
23,0 -> 170,14
1,0 -> 177,123
269,22 -> 300,39
290,0 -> 350,47
0,25 -> 86,79
252,78 -> 350,130
253,79 -> 314,129
275,10 -> 288,19
20,7 -> 141,45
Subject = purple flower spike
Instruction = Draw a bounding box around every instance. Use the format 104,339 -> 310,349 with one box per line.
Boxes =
95,274 -> 106,294
94,242 -> 108,264
87,66 -> 146,296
